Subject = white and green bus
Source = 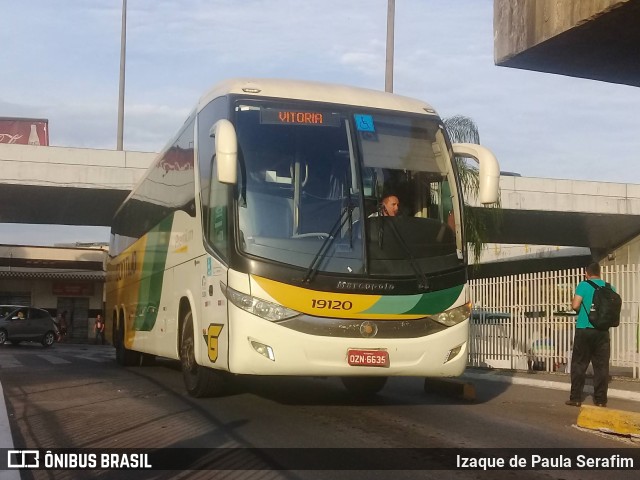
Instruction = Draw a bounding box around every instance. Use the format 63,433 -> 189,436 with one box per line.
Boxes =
106,78 -> 499,397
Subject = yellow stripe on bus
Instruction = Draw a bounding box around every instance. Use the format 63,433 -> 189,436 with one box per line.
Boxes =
252,275 -> 425,320
108,235 -> 149,348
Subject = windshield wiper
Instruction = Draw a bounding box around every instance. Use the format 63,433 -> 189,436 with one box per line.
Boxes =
301,202 -> 355,284
383,217 -> 430,291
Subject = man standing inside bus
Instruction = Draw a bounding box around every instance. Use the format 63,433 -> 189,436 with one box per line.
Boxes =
566,262 -> 612,408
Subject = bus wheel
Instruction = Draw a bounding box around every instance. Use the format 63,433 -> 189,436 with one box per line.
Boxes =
115,322 -> 141,366
341,376 -> 388,397
180,311 -> 227,398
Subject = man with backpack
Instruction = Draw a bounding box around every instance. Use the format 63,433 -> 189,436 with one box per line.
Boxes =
566,262 -> 620,408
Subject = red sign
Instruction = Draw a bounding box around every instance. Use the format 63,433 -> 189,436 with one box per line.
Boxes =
347,349 -> 390,367
158,145 -> 194,173
52,282 -> 95,297
0,117 -> 49,145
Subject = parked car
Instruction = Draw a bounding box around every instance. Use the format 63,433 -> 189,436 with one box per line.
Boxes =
0,305 -> 59,347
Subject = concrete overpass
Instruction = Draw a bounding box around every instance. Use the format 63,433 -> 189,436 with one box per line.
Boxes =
468,176 -> 640,276
0,143 -> 154,226
2,142 -> 640,276
494,0 -> 640,87
490,0 -> 640,275
472,176 -> 640,251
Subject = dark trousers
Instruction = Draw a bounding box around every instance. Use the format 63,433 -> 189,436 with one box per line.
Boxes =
570,328 -> 610,403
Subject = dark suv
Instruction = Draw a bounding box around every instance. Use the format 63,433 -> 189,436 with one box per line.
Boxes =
0,305 -> 59,347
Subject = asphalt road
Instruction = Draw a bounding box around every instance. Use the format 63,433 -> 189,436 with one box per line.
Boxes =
0,343 -> 637,480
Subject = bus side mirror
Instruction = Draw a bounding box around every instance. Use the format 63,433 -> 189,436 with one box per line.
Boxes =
452,143 -> 500,204
209,119 -> 238,184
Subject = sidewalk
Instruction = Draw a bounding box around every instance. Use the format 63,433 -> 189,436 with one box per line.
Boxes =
460,367 -> 640,438
0,381 -> 19,480
461,367 -> 640,403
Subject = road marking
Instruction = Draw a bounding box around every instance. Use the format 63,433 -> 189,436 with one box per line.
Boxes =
38,354 -> 71,364
0,355 -> 22,368
75,355 -> 112,363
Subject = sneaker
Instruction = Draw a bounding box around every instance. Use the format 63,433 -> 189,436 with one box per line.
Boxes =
565,400 -> 581,407
594,402 -> 607,407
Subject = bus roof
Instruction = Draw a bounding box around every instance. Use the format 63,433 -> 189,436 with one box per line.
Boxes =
197,78 -> 439,116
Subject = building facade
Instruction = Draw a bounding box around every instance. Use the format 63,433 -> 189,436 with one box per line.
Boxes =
0,244 -> 106,342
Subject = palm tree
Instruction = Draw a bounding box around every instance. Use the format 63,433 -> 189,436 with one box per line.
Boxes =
444,115 -> 501,265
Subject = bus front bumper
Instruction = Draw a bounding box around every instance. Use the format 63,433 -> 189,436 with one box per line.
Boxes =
226,309 -> 469,377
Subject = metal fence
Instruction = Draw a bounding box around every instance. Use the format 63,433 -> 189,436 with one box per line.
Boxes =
468,265 -> 640,379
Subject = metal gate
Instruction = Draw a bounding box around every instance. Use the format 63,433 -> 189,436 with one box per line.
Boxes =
469,265 -> 640,379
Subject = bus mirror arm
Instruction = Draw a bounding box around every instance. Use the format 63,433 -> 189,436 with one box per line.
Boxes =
210,119 -> 238,184
451,143 -> 500,204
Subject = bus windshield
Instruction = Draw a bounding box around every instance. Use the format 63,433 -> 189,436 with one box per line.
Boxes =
230,100 -> 461,278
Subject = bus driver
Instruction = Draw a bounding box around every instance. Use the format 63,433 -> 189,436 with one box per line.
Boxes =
369,194 -> 400,217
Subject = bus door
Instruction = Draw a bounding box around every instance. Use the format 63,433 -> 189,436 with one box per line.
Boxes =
199,255 -> 229,369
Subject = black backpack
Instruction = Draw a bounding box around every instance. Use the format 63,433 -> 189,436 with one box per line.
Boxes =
584,280 -> 622,331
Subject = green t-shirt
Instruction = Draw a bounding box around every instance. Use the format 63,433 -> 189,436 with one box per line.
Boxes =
575,279 -> 614,329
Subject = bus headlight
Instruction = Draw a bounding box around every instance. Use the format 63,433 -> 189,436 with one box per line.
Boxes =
222,283 -> 300,322
250,340 -> 275,361
432,302 -> 471,327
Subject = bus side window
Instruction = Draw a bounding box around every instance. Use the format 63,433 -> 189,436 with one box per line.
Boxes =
208,158 -> 230,256
199,96 -> 231,259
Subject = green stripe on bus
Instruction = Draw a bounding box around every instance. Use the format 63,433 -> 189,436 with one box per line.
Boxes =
361,294 -> 422,314
134,215 -> 174,331
403,285 -> 464,315
361,284 -> 463,316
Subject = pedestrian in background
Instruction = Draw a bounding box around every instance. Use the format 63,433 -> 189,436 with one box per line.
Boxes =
566,262 -> 612,407
58,311 -> 68,341
94,313 -> 105,345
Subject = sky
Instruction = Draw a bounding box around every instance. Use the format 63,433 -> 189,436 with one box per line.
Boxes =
1,0 -> 640,246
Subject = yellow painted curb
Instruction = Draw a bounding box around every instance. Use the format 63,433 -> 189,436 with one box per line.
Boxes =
424,378 -> 476,401
577,405 -> 640,436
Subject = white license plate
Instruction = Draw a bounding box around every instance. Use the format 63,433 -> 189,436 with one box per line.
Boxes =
347,349 -> 389,367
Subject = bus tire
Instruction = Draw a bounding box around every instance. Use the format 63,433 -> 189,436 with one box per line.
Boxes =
115,320 -> 141,366
341,376 -> 388,397
181,310 -> 227,398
